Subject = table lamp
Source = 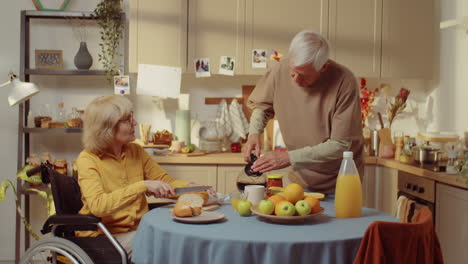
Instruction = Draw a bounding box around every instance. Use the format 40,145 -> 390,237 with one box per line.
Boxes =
0,72 -> 39,106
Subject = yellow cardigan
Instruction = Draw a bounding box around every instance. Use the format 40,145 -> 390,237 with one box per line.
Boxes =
76,143 -> 189,236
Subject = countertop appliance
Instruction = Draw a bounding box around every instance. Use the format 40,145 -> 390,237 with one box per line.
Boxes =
398,171 -> 435,222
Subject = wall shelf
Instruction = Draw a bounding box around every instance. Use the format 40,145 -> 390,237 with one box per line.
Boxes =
15,10 -> 126,263
22,127 -> 82,134
25,69 -> 106,75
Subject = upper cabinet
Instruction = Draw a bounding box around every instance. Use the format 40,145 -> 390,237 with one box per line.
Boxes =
244,0 -> 329,75
381,0 -> 435,78
188,0 -> 246,74
129,0 -> 435,79
129,0 -> 188,72
329,0 -> 382,77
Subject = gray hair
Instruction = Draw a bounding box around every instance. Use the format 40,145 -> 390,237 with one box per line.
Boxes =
82,95 -> 133,154
288,30 -> 330,70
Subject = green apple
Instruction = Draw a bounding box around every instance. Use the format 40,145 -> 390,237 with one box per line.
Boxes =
295,200 -> 311,216
237,200 -> 252,216
276,201 -> 296,216
258,200 -> 275,215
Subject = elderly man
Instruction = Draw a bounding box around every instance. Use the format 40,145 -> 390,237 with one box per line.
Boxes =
243,30 -> 364,194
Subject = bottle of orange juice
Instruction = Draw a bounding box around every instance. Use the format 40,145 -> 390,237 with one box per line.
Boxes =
335,151 -> 362,218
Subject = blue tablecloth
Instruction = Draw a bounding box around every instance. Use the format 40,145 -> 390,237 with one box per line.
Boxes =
132,198 -> 397,264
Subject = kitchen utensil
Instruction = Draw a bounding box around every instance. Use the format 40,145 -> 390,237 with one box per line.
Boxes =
174,186 -> 211,195
377,112 -> 384,129
371,129 -> 379,156
412,145 -> 441,164
244,185 -> 265,206
172,211 -> 225,224
244,153 -> 262,176
170,152 -> 208,157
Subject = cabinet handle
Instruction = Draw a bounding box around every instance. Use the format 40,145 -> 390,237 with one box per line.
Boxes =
405,183 -> 412,189
412,185 -> 418,191
418,187 -> 425,193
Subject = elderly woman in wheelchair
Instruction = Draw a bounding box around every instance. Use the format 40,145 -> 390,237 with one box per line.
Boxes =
22,95 -> 214,264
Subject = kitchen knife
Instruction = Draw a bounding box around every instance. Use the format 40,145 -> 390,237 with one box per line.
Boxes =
174,186 -> 211,195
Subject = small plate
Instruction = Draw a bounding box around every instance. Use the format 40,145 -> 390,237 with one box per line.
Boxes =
251,206 -> 324,223
172,211 -> 225,224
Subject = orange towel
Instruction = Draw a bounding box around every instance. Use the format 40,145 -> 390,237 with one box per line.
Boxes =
353,207 -> 444,264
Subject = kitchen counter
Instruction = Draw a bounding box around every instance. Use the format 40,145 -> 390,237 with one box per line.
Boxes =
153,152 -> 468,190
153,152 -> 246,165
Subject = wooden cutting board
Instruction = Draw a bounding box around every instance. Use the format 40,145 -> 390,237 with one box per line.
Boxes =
170,152 -> 208,157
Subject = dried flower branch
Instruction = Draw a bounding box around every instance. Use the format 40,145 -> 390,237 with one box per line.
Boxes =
386,88 -> 411,127
359,78 -> 379,128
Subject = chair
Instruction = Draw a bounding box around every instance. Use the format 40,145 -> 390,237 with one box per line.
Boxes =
21,162 -> 129,264
353,206 -> 444,264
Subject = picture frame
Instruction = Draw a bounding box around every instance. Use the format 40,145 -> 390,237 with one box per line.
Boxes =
35,49 -> 63,69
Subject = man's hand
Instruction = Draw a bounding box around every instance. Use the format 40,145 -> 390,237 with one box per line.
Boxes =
243,134 -> 261,162
251,151 -> 291,173
144,180 -> 175,198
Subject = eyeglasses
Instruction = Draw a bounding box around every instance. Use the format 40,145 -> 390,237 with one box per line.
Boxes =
119,111 -> 134,125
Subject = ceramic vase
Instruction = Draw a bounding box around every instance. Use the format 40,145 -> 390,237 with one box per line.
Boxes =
74,41 -> 93,70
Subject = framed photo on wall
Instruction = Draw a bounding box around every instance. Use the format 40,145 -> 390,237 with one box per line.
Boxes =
35,49 -> 64,69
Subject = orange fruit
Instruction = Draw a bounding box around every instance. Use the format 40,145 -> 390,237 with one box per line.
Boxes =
283,183 -> 304,204
268,194 -> 286,206
304,196 -> 321,214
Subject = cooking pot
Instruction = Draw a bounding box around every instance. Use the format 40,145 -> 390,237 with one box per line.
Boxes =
412,146 -> 441,164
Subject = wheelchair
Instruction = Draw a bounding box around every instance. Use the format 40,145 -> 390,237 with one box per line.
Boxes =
21,162 -> 130,264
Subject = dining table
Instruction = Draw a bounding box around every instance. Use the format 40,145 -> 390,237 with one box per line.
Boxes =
132,197 -> 397,264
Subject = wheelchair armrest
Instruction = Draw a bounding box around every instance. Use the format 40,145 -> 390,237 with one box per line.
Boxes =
47,214 -> 101,225
41,214 -> 101,235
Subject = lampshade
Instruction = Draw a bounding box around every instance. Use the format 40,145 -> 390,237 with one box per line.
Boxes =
0,73 -> 39,106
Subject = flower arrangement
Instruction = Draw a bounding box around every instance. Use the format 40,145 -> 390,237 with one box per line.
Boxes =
386,88 -> 411,127
359,78 -> 379,128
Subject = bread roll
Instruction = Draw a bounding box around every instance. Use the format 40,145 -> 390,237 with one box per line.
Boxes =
178,192 -> 209,207
191,206 -> 202,216
173,201 -> 202,217
173,201 -> 193,217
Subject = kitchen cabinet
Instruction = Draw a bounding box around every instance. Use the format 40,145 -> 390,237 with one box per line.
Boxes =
363,165 -> 377,208
328,0 -> 382,77
244,0 -> 329,75
160,164 -> 217,187
363,165 -> 398,215
129,0 -> 187,72
436,183 -> 468,264
217,165 -> 244,194
381,0 -> 435,78
188,0 -> 246,74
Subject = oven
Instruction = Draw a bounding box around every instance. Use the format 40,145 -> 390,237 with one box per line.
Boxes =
397,171 -> 436,223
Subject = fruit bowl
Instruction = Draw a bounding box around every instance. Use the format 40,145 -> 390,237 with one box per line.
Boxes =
251,205 -> 324,223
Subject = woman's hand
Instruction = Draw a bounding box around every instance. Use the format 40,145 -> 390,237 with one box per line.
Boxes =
243,134 -> 261,162
144,180 -> 175,198
189,183 -> 217,197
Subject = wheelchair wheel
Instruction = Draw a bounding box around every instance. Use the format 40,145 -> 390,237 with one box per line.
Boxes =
21,237 -> 93,264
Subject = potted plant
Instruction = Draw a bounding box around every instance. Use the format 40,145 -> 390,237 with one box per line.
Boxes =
0,165 -> 55,240
93,0 -> 124,82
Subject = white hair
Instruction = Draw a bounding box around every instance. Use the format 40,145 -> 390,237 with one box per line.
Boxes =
288,30 -> 330,70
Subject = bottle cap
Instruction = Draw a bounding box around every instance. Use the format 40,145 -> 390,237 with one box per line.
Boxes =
267,174 -> 283,179
343,151 -> 353,158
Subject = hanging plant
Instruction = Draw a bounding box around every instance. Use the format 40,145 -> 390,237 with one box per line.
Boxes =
93,0 -> 124,83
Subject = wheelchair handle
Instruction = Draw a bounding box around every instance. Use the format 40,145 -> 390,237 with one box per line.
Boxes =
26,162 -> 53,184
26,166 -> 43,177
